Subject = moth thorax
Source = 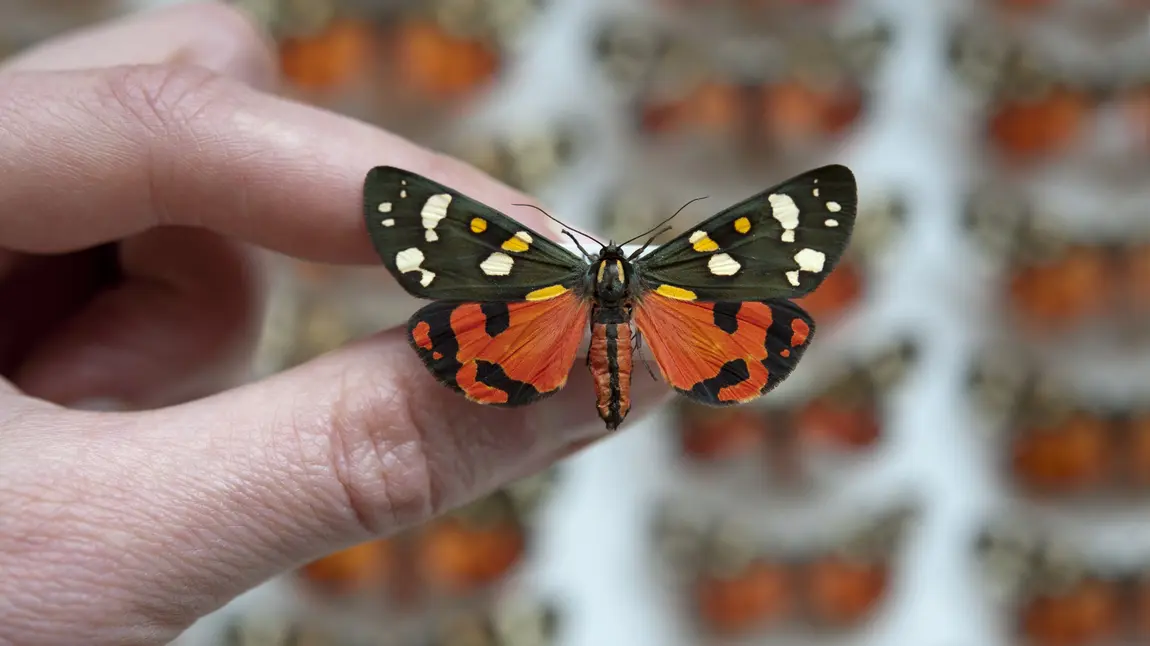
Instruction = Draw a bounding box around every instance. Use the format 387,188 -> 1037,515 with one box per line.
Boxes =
595,258 -> 628,302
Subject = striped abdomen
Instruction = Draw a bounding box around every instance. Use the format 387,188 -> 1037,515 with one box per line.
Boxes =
589,322 -> 633,430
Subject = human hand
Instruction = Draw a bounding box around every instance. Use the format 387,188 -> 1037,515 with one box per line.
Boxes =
0,4 -> 666,644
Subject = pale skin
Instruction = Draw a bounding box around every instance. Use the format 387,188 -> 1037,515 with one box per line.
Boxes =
0,4 -> 667,644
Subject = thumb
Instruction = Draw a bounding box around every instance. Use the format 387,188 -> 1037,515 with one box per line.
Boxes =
0,329 -> 669,645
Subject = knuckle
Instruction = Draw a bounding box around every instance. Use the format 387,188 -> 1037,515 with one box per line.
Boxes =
324,366 -> 439,535
97,63 -> 232,138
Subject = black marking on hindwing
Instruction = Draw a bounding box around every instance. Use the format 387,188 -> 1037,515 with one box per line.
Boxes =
407,301 -> 548,407
712,302 -> 742,334
481,302 -> 511,337
682,358 -> 752,403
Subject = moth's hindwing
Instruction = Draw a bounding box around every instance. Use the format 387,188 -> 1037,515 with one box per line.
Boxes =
633,296 -> 815,405
363,166 -> 585,301
635,164 -> 858,302
408,295 -> 590,406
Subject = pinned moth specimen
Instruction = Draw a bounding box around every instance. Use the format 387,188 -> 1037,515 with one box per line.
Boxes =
963,189 -> 1150,338
297,470 -> 558,606
651,501 -> 917,637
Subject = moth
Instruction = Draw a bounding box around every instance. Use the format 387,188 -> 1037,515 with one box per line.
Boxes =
297,470 -> 556,605
963,188 -> 1150,336
594,19 -> 890,154
945,20 -> 1150,165
363,165 -> 857,430
968,350 -> 1150,497
652,500 -> 916,636
976,521 -> 1150,646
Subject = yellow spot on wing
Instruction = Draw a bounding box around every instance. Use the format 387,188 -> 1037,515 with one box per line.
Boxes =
734,217 -> 751,234
688,230 -> 719,252
470,217 -> 488,233
501,231 -> 533,253
525,284 -> 568,301
655,284 -> 697,301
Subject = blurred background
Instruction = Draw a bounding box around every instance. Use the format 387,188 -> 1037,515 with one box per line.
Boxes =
5,0 -> 1150,644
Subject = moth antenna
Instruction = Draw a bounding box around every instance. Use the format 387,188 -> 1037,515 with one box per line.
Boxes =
628,226 -> 673,260
563,230 -> 594,260
620,195 -> 709,251
513,203 -> 604,248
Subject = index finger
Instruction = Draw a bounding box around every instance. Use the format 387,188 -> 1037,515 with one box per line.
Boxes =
0,63 -> 547,263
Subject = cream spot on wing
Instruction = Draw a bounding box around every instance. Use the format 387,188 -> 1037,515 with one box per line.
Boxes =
795,248 -> 826,273
395,247 -> 436,286
827,201 -> 842,212
420,193 -> 452,233
480,252 -> 515,276
769,193 -> 800,244
378,202 -> 393,213
825,218 -> 839,227
425,230 -> 439,242
786,270 -> 800,286
381,218 -> 395,227
396,247 -> 424,273
400,190 -> 407,198
708,252 -> 741,276
813,188 -> 820,197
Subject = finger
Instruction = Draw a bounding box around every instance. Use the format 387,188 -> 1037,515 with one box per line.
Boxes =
1,1 -> 276,89
0,64 -> 549,265
11,228 -> 265,408
0,3 -> 283,406
0,0 -> 274,294
0,335 -> 669,644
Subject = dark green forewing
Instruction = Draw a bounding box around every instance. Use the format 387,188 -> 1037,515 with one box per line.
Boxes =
635,165 -> 858,301
363,166 -> 586,301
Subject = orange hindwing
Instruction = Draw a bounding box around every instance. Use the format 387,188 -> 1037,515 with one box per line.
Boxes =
633,295 -> 814,405
408,292 -> 590,405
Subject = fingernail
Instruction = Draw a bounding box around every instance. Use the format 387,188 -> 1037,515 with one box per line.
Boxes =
69,398 -> 127,412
